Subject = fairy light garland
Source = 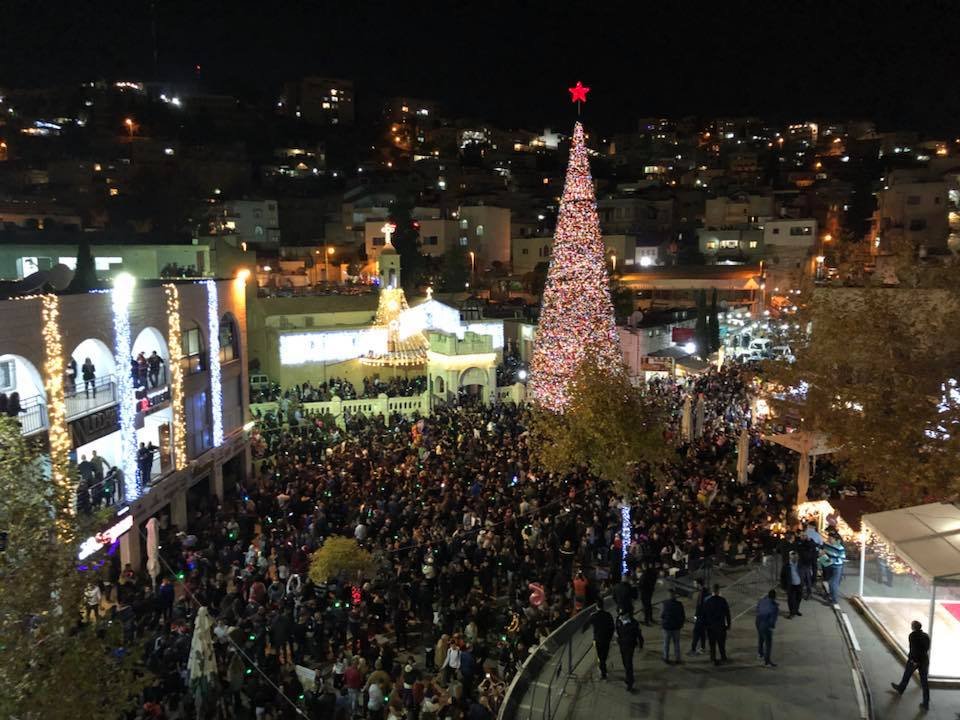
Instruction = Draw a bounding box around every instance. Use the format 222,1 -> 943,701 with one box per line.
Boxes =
112,275 -> 139,499
205,279 -> 224,447
621,504 -> 631,577
164,284 -> 188,470
529,121 -> 621,412
40,293 -> 74,537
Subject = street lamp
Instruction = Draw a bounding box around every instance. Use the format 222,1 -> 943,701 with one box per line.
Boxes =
468,251 -> 475,278
327,246 -> 335,282
124,117 -> 135,138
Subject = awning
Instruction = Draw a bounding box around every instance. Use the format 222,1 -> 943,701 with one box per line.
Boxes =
762,430 -> 836,456
862,502 -> 960,584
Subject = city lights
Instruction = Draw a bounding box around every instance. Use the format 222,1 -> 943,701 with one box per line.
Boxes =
112,273 -> 139,499
205,279 -> 224,447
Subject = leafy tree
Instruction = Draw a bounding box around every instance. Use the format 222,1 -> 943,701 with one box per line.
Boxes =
694,290 -> 710,359
530,359 -> 671,494
709,288 -> 721,352
765,274 -> 960,507
0,418 -> 145,719
66,235 -> 98,292
388,201 -> 428,291
440,247 -> 469,291
308,537 -> 377,584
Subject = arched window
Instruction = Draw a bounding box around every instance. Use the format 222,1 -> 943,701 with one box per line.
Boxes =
219,314 -> 240,363
475,224 -> 484,237
181,321 -> 206,374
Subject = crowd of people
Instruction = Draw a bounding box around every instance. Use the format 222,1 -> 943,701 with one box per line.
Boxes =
251,377 -> 428,406
73,364 -> 853,720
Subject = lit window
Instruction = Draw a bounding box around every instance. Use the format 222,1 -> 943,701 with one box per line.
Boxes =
460,219 -> 468,229
749,240 -> 758,248
459,237 -> 468,246
475,225 -> 484,237
94,256 -> 123,271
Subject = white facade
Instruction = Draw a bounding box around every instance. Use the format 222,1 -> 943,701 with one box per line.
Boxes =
217,199 -> 281,245
457,206 -> 511,266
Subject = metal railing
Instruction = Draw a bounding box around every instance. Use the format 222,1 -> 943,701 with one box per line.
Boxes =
15,394 -> 47,434
65,375 -> 118,419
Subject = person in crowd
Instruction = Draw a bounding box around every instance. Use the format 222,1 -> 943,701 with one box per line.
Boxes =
660,589 -> 686,665
147,350 -> 165,388
83,582 -> 101,623
615,611 -> 642,691
891,619 -> 931,711
755,589 -> 779,667
823,528 -> 847,604
66,356 -> 77,394
781,550 -> 804,618
82,357 -> 96,398
701,584 -> 731,666
137,441 -> 157,486
6,391 -> 21,418
136,352 -> 149,388
639,561 -> 658,626
689,578 -> 709,655
584,600 -> 615,680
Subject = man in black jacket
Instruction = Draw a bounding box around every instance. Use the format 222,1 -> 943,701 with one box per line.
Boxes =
701,584 -> 732,665
615,611 -> 643,691
613,577 -> 638,616
583,600 -> 615,679
689,579 -> 709,655
891,620 -> 931,710
660,590 -> 686,664
639,562 -> 658,626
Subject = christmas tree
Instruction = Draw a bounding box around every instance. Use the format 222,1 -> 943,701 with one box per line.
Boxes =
530,121 -> 622,412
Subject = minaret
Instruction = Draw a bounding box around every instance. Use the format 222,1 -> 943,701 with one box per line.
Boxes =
378,222 -> 401,289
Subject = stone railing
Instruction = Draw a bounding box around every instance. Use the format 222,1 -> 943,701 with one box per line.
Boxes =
251,391 -> 431,428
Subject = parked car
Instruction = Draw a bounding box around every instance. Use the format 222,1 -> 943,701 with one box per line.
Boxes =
771,345 -> 795,363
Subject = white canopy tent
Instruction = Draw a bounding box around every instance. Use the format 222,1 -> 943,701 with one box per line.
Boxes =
762,431 -> 837,506
858,502 -> 960,680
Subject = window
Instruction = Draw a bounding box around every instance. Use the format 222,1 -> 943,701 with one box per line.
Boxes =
749,241 -> 758,248
522,248 -> 529,255
906,195 -> 921,206
254,225 -> 264,236
425,235 -> 438,245
94,256 -> 123,271
254,209 -> 262,219
304,316 -> 314,328
706,241 -> 718,250
720,239 -> 739,249
219,316 -> 238,363
459,219 -> 468,229
772,228 -> 780,235
475,224 -> 484,237
789,225 -> 813,236
0,359 -> 14,392
181,327 -> 205,374
372,236 -> 385,246
459,237 -> 468,247
186,390 -> 211,457
909,218 -> 927,231
267,203 -> 276,212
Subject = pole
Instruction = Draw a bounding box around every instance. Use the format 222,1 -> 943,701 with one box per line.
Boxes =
859,529 -> 866,598
928,582 -> 936,650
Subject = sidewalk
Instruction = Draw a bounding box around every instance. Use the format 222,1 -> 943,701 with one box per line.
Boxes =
530,569 -> 863,720
841,596 -> 960,720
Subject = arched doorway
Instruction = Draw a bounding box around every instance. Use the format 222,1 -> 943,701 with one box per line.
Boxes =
0,353 -> 46,434
132,326 -> 169,389
459,367 -> 487,403
67,338 -> 117,416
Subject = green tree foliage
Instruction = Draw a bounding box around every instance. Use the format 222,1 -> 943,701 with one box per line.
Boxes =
308,536 -> 377,585
765,281 -> 960,507
440,248 -> 469,291
0,418 -> 145,719
694,290 -> 710,359
709,288 -> 721,352
530,359 -> 671,494
388,200 -> 428,291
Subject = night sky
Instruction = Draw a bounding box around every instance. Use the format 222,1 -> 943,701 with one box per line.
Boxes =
2,0 -> 958,134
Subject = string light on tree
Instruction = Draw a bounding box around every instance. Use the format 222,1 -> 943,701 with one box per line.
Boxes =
40,294 -> 74,537
164,283 -> 188,470
529,93 -> 621,412
205,279 -> 224,447
112,273 -> 139,499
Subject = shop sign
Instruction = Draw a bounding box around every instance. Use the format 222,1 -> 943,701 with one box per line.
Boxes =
78,514 -> 134,559
69,405 -> 121,446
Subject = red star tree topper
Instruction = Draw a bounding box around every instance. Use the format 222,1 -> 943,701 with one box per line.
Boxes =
529,121 -> 622,412
568,81 -> 590,103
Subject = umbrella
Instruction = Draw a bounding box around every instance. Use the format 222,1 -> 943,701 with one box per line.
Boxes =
796,452 -> 810,507
146,518 -> 160,588
694,395 -> 706,439
736,427 -> 750,484
681,396 -> 693,443
188,607 -> 218,717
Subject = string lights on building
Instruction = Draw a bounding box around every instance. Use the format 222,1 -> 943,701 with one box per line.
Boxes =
40,293 -> 73,537
164,283 -> 188,470
112,273 -> 139,499
529,121 -> 621,412
205,279 -> 224,447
